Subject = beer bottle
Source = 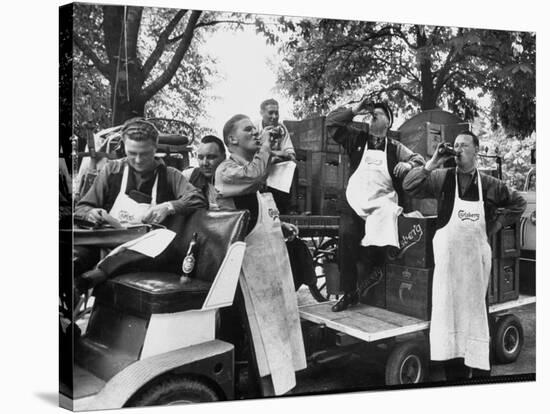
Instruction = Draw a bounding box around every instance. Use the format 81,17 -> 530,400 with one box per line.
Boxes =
180,232 -> 198,284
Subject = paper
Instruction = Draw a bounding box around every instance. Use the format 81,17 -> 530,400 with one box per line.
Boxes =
266,161 -> 296,193
101,228 -> 176,261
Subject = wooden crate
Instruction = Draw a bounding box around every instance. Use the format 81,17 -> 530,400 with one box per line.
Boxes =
487,259 -> 499,305
358,265 -> 386,308
313,188 -> 346,216
284,117 -> 343,154
519,254 -> 536,295
386,215 -> 437,269
295,148 -> 313,186
385,264 -> 433,320
498,257 -> 520,303
293,184 -> 312,214
491,220 -> 521,259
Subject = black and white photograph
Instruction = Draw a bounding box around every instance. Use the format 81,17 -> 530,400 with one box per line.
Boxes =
21,0 -> 542,412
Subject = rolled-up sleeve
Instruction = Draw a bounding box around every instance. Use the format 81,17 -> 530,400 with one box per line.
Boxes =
215,149 -> 272,198
166,167 -> 208,214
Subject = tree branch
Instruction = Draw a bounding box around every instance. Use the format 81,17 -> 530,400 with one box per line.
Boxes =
73,34 -> 110,78
168,19 -> 256,43
142,9 -> 188,79
379,84 -> 422,104
142,10 -> 202,101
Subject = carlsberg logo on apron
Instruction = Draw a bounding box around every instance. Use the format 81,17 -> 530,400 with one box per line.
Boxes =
430,169 -> 492,370
109,165 -> 158,225
345,140 -> 402,247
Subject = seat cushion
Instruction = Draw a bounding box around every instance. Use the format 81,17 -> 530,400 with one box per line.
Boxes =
94,272 -> 212,315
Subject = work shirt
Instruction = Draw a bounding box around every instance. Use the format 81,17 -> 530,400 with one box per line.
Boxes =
182,167 -> 219,209
75,158 -> 207,217
215,148 -> 273,231
403,166 -> 526,234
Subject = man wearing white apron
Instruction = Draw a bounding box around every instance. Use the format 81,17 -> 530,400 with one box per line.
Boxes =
326,98 -> 425,312
215,114 -> 311,396
74,119 -> 207,290
403,132 -> 526,379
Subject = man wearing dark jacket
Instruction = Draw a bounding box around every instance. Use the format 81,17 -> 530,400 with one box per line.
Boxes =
403,131 -> 526,379
182,135 -> 226,209
326,98 -> 425,312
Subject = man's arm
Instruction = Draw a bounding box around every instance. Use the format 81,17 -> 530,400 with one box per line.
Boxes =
279,123 -> 296,158
325,107 -> 360,151
402,166 -> 448,199
74,160 -> 119,217
395,142 -> 426,168
215,147 -> 272,198
485,176 -> 527,232
166,167 -> 208,214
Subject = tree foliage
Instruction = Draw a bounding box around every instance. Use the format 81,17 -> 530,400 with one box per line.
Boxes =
262,19 -> 535,138
72,4 -> 251,138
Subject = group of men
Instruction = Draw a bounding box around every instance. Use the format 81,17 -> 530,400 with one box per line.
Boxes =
73,95 -> 526,388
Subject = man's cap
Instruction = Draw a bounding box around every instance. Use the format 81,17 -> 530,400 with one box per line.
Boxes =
373,102 -> 393,128
121,118 -> 159,143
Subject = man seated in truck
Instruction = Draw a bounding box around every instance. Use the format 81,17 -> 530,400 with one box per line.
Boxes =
73,118 -> 207,290
403,131 -> 526,380
182,135 -> 226,209
215,114 -> 311,396
326,98 -> 425,312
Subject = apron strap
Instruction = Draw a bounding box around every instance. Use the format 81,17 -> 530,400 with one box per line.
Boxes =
120,165 -> 129,195
150,173 -> 159,207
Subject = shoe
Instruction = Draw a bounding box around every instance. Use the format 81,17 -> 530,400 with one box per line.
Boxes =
331,291 -> 359,312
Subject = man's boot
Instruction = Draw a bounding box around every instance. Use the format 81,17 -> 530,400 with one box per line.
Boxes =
331,290 -> 359,312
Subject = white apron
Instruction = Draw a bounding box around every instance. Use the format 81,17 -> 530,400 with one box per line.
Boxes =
430,169 -> 492,370
109,165 -> 158,225
239,192 -> 307,396
345,140 -> 402,247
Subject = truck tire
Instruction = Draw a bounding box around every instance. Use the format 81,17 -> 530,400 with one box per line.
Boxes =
385,341 -> 428,385
493,314 -> 524,364
127,376 -> 219,406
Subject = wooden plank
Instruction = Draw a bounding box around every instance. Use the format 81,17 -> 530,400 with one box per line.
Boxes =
489,294 -> 535,313
299,302 -> 429,342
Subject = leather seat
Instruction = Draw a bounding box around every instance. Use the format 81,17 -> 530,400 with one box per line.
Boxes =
94,209 -> 249,315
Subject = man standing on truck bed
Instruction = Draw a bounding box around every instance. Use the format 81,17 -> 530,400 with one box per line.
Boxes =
326,97 -> 425,312
403,131 -> 526,379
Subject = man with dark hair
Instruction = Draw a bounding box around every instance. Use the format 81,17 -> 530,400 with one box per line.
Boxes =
73,118 -> 207,289
257,98 -> 295,161
182,135 -> 226,208
76,119 -> 206,225
326,97 -> 425,312
403,131 -> 526,379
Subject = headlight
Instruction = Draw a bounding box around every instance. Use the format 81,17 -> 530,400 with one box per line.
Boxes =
530,210 -> 536,224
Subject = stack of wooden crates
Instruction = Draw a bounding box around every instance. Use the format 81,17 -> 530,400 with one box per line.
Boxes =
284,117 -> 350,215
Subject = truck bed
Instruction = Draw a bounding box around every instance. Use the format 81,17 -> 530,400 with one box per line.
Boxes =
299,295 -> 536,343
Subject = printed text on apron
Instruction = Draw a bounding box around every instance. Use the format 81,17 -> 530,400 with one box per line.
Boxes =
430,169 -> 492,370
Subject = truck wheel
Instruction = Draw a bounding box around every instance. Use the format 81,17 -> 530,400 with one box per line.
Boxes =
493,314 -> 524,364
128,376 -> 219,406
309,238 -> 339,302
385,341 -> 428,385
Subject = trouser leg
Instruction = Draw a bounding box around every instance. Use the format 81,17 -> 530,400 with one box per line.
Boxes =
338,204 -> 364,293
286,238 -> 317,289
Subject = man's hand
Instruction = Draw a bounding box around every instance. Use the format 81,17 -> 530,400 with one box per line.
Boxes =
393,162 -> 413,178
425,142 -> 454,171
87,208 -> 109,225
142,202 -> 174,224
259,126 -> 275,152
281,222 -> 299,242
351,97 -> 373,116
